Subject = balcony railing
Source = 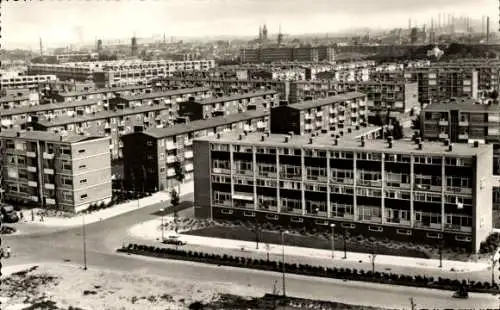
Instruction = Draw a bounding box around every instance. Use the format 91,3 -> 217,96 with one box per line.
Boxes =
438,120 -> 448,126
438,132 -> 448,139
213,168 -> 231,175
28,181 -> 37,187
43,152 -> 55,160
234,169 -> 253,176
27,166 -> 37,173
444,224 -> 472,233
26,151 -> 37,158
213,200 -> 232,207
44,183 -> 55,190
458,133 -> 469,140
43,168 -> 54,175
166,155 -> 176,163
458,121 -> 468,126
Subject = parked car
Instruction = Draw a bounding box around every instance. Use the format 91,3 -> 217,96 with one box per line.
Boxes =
1,204 -> 19,223
162,235 -> 186,246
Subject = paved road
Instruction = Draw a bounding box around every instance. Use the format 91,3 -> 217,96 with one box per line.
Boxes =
2,193 -> 499,309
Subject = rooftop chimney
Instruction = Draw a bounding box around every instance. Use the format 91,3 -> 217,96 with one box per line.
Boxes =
321,129 -> 328,134
288,131 -> 294,137
340,131 -> 344,136
308,137 -> 313,144
334,138 -> 338,145
448,144 -> 453,152
418,142 -> 423,150
347,128 -> 352,134
238,134 -> 243,140
330,132 -> 336,138
360,136 -> 365,147
355,125 -> 360,131
416,137 -> 421,145
216,133 -> 221,139
244,130 -> 248,136
473,141 -> 479,148
284,136 -> 290,143
16,132 -> 20,137
261,135 -> 265,142
444,139 -> 449,146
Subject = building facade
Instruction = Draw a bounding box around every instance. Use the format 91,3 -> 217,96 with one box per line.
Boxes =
240,46 -> 335,63
178,90 -> 279,121
0,130 -> 112,213
193,130 -> 493,253
335,81 -> 419,113
122,110 -> 269,192
1,74 -> 57,89
270,92 -> 368,135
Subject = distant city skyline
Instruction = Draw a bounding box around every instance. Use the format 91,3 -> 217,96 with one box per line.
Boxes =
2,0 -> 496,49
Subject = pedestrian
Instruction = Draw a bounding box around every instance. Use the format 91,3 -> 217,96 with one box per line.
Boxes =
20,211 -> 24,220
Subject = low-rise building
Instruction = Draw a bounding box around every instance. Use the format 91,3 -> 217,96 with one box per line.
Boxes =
270,92 -> 368,135
0,130 -> 112,213
51,84 -> 154,102
178,90 -> 279,121
122,110 -> 270,192
193,129 -> 493,253
0,92 -> 40,110
1,74 -> 57,89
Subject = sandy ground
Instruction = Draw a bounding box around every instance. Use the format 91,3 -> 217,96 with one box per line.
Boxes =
0,263 -> 265,310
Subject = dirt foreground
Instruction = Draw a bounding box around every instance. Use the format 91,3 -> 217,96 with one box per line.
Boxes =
0,263 -> 265,310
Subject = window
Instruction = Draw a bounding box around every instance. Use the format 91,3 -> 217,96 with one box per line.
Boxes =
80,179 -> 87,184
78,164 -> 87,169
78,149 -> 86,154
80,194 -> 88,199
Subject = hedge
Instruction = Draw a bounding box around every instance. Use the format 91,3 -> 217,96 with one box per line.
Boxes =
119,243 -> 498,294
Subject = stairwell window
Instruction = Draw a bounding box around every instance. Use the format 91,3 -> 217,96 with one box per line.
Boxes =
80,194 -> 88,200
80,179 -> 87,184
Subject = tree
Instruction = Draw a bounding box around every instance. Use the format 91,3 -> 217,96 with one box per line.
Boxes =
265,243 -> 271,261
489,90 -> 499,100
170,189 -> 180,233
409,297 -> 417,310
173,161 -> 185,195
369,251 -> 377,274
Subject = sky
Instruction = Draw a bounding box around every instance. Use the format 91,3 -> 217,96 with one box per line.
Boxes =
1,0 -> 496,49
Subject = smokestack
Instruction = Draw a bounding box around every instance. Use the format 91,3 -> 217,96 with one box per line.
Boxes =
487,16 -> 490,42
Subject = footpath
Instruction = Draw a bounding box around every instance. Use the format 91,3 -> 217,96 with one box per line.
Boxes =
128,216 -> 491,276
12,192 -> 170,230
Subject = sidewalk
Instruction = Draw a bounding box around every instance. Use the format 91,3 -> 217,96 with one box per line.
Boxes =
128,216 -> 490,274
17,192 -> 170,228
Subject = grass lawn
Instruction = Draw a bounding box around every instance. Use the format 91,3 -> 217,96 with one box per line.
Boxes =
182,225 -> 431,259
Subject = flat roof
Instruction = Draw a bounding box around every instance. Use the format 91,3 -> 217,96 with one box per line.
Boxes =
197,128 -> 490,157
143,110 -> 269,139
423,102 -> 500,113
0,130 -> 105,144
341,80 -> 416,86
119,87 -> 210,102
34,104 -> 171,127
58,85 -> 151,97
286,92 -> 366,111
0,98 -> 102,117
191,90 -> 277,105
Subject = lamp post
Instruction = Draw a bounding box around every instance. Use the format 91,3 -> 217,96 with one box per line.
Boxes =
281,230 -> 288,297
82,212 -> 87,271
330,223 -> 336,259
160,208 -> 165,241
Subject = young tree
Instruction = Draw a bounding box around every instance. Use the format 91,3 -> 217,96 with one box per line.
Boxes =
369,252 -> 377,274
173,161 -> 185,196
170,189 -> 180,233
265,243 -> 271,261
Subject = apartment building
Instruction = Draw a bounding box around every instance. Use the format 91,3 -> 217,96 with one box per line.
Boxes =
1,74 -> 57,89
335,81 -> 419,113
240,46 -> 335,63
270,92 -> 368,135
0,98 -> 106,129
178,90 -> 279,121
0,130 -> 112,213
288,80 -> 337,103
442,59 -> 500,93
193,130 -> 493,253
159,77 -> 291,103
51,84 -> 154,102
109,87 -> 212,109
0,92 -> 40,110
28,88 -> 213,160
28,60 -> 216,85
371,67 -> 479,105
122,110 -> 269,192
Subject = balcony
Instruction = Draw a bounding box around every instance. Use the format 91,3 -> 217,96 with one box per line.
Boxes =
184,139 -> 193,146
27,166 -> 37,173
458,133 -> 469,140
184,163 -> 194,172
445,186 -> 472,195
28,181 -> 37,187
167,168 -> 176,177
166,142 -> 176,150
30,195 -> 39,202
213,168 -> 231,175
166,155 -> 176,163
184,151 -> 193,159
438,132 -> 448,139
46,198 -> 56,205
438,120 -> 448,126
43,152 -> 55,160
304,114 -> 312,120
458,120 -> 468,126
444,224 -> 472,233
43,168 -> 54,175
257,121 -> 266,129
44,183 -> 55,190
26,151 -> 37,158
